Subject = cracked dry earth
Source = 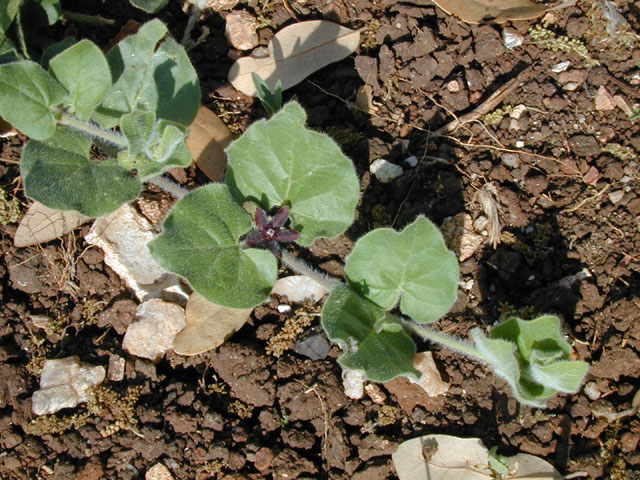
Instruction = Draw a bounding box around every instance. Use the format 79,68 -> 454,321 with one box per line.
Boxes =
1,0 -> 640,479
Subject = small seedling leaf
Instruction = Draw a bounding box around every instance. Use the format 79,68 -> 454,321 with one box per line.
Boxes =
229,20 -> 360,96
392,434 -> 561,480
345,216 -> 459,324
0,60 -> 66,139
148,184 -> 278,309
129,0 -> 169,13
21,127 -> 142,217
14,201 -> 90,247
226,101 -> 359,245
173,292 -> 252,355
322,284 -> 420,382
186,105 -> 233,182
49,39 -> 111,120
96,19 -> 200,128
472,315 -> 589,407
430,0 -> 547,24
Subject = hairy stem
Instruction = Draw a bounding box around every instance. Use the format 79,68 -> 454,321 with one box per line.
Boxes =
403,320 -> 489,363
148,175 -> 190,199
280,249 -> 340,292
57,112 -> 127,148
181,3 -> 202,47
61,10 -> 115,25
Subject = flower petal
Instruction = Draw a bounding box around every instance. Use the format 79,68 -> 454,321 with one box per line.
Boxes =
255,208 -> 268,229
245,230 -> 265,246
271,206 -> 290,228
276,229 -> 300,243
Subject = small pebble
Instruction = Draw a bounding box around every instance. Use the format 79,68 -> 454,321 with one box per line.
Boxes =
595,85 -> 616,111
446,80 -> 460,93
277,304 -> 291,313
146,463 -> 174,480
108,355 -> 126,382
342,368 -> 366,399
515,140 -> 525,148
404,155 -> 418,167
608,190 -> 624,204
551,61 -> 571,73
583,381 -> 601,401
272,275 -> 328,303
364,383 -> 387,404
224,10 -> 259,51
370,159 -> 403,183
501,153 -> 521,168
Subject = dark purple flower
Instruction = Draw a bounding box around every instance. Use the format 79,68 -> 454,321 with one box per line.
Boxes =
245,206 -> 300,258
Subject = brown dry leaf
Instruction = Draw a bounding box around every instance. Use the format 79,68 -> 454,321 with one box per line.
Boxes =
355,84 -> 378,114
0,117 -> 17,138
14,201 -> 91,248
430,0 -> 548,24
228,20 -> 361,96
186,105 -> 233,182
392,434 -> 561,480
172,292 -> 252,356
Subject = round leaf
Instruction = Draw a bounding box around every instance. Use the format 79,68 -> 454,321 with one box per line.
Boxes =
21,128 -> 142,217
321,284 -> 420,382
148,184 -> 278,309
226,101 -> 359,245
96,19 -> 200,128
49,39 -> 111,120
345,216 -> 459,324
0,61 -> 66,140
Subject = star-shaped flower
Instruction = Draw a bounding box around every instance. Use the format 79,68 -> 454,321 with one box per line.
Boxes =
245,206 -> 300,258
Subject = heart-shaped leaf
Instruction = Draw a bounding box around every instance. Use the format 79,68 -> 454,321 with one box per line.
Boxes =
94,19 -> 200,128
173,292 -> 252,355
345,216 -> 459,324
0,61 -> 66,140
49,39 -> 111,120
148,183 -> 278,309
321,284 -> 420,382
229,20 -> 361,96
226,101 -> 359,245
471,315 -> 589,407
21,127 -> 142,217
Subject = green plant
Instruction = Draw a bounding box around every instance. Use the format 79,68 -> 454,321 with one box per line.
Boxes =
529,23 -> 599,67
148,101 -> 587,407
252,72 -> 283,116
0,19 -> 200,217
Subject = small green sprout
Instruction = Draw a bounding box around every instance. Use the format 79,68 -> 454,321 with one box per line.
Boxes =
252,72 -> 283,116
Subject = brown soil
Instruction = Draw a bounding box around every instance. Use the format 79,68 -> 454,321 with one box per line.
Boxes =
1,0 -> 640,479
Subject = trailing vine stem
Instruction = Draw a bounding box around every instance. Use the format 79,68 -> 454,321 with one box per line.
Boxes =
401,319 -> 489,364
280,249 -> 341,292
56,110 -> 127,149
148,175 -> 190,199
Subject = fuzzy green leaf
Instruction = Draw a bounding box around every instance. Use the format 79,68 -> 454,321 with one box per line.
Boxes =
118,110 -> 192,177
34,0 -> 61,25
49,39 -> 111,120
322,284 -> 420,382
0,0 -> 20,33
95,19 -> 199,128
149,184 -> 278,309
129,0 -> 168,13
21,127 -> 142,217
472,315 -> 588,407
226,101 -> 359,246
344,216 -> 459,324
0,60 -> 66,139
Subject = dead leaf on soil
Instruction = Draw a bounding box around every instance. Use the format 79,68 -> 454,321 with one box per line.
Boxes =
14,201 -> 91,248
392,434 -> 562,480
186,105 -> 233,182
172,292 -> 252,356
228,20 -> 361,96
355,84 -> 378,114
0,116 -> 17,138
430,0 -> 549,24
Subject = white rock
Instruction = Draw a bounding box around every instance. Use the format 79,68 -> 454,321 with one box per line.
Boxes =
410,351 -> 450,397
86,204 -> 188,303
509,104 -> 527,119
225,10 -> 259,51
272,275 -> 328,303
608,190 -> 625,204
370,159 -> 403,183
146,463 -> 174,480
551,61 -> 570,73
32,356 -> 106,415
515,140 -> 525,148
595,85 -> 616,111
404,155 -> 419,167
277,304 -> 292,313
206,0 -> 239,11
342,368 -> 366,399
502,28 -> 524,49
123,299 -> 186,361
446,80 -> 460,93
583,382 -> 601,401
501,153 -> 520,168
